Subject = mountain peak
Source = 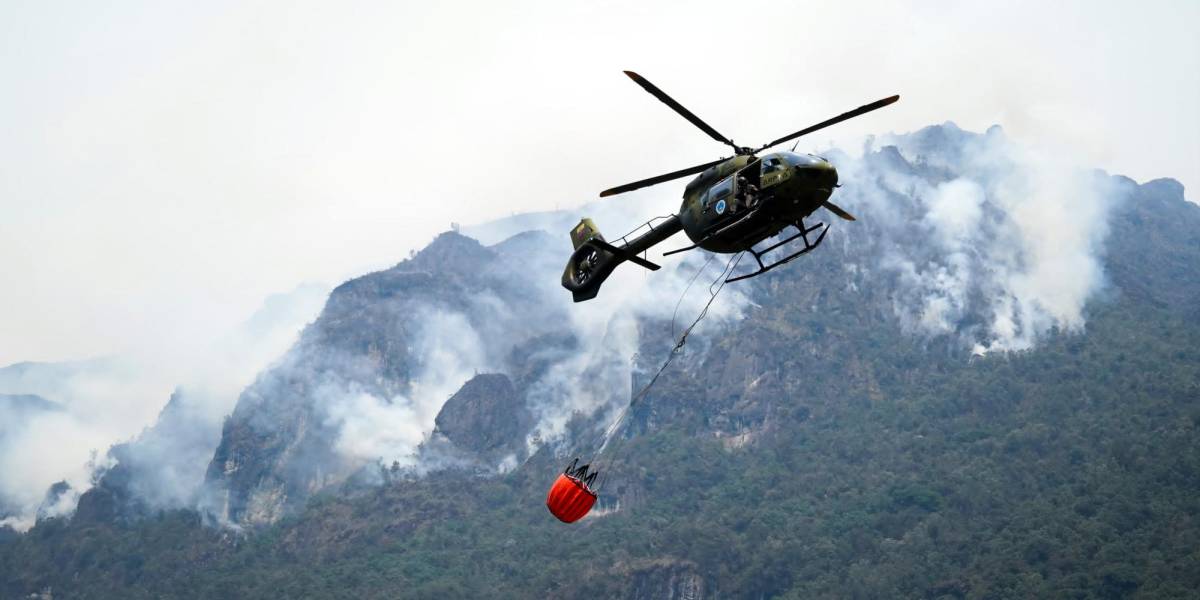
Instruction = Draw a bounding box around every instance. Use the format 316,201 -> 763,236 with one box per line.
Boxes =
407,231 -> 493,271
1141,177 -> 1186,201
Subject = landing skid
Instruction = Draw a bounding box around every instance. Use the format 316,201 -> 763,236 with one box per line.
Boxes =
726,219 -> 828,283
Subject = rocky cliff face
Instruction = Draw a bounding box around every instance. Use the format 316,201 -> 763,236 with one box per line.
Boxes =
432,373 -> 530,456
201,231 -> 575,525
75,389 -> 221,524
619,558 -> 706,600
3,124 -> 1199,598
1105,176 -> 1200,316
51,122 -> 1192,535
195,123 -> 1200,528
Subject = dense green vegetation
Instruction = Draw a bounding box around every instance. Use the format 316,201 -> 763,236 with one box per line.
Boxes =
2,293 -> 1196,599
4,171 -> 1197,598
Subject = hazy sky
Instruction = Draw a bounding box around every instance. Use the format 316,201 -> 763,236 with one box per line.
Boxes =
2,0 -> 1197,366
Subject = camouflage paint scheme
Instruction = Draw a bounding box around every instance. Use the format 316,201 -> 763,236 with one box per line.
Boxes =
561,151 -> 838,301
561,70 -> 895,302
677,151 -> 838,253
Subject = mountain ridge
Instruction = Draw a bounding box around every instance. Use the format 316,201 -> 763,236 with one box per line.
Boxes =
3,123 -> 1197,598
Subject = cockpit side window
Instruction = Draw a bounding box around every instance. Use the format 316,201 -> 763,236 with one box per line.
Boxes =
711,177 -> 733,200
762,157 -> 784,175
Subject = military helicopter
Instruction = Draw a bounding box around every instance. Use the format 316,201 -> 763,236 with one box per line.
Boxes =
561,71 -> 898,302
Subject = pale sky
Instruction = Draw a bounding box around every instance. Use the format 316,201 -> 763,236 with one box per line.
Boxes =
2,0 -> 1197,366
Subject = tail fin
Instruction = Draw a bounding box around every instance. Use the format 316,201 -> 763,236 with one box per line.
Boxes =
569,218 -> 602,251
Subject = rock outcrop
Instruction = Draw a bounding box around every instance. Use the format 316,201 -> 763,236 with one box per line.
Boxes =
433,373 -> 531,456
202,231 -> 572,525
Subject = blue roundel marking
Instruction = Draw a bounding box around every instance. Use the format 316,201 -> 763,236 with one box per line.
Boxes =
715,199 -> 727,214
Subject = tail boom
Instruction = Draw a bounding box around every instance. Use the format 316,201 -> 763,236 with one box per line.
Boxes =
560,216 -> 682,302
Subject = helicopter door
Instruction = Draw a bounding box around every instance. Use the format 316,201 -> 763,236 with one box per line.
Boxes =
740,158 -> 762,189
731,159 -> 761,211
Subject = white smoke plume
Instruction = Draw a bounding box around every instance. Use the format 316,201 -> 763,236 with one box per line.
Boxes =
321,307 -> 493,469
0,401 -> 113,530
316,214 -> 752,475
834,123 -> 1122,353
4,123 -> 1129,529
0,283 -> 327,530
520,246 -> 749,453
252,123 -> 1123,494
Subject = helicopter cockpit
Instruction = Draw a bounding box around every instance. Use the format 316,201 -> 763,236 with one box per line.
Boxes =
761,156 -> 787,175
765,151 -> 830,170
763,152 -> 838,188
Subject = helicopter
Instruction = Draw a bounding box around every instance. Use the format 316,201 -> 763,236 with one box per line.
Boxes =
561,71 -> 898,302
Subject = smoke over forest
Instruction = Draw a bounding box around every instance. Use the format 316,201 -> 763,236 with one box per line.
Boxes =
1,124 -> 1132,531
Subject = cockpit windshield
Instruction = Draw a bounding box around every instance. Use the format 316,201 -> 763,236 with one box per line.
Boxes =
761,157 -> 785,175
777,151 -> 824,167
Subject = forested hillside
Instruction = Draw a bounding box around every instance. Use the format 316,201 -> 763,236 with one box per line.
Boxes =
2,125 -> 1197,599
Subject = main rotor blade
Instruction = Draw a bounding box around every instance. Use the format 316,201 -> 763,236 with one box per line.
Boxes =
757,95 -> 900,152
822,200 -> 857,221
624,71 -> 738,151
599,157 -> 727,197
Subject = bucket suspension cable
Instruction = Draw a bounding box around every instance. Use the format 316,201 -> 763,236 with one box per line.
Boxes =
588,250 -> 746,492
